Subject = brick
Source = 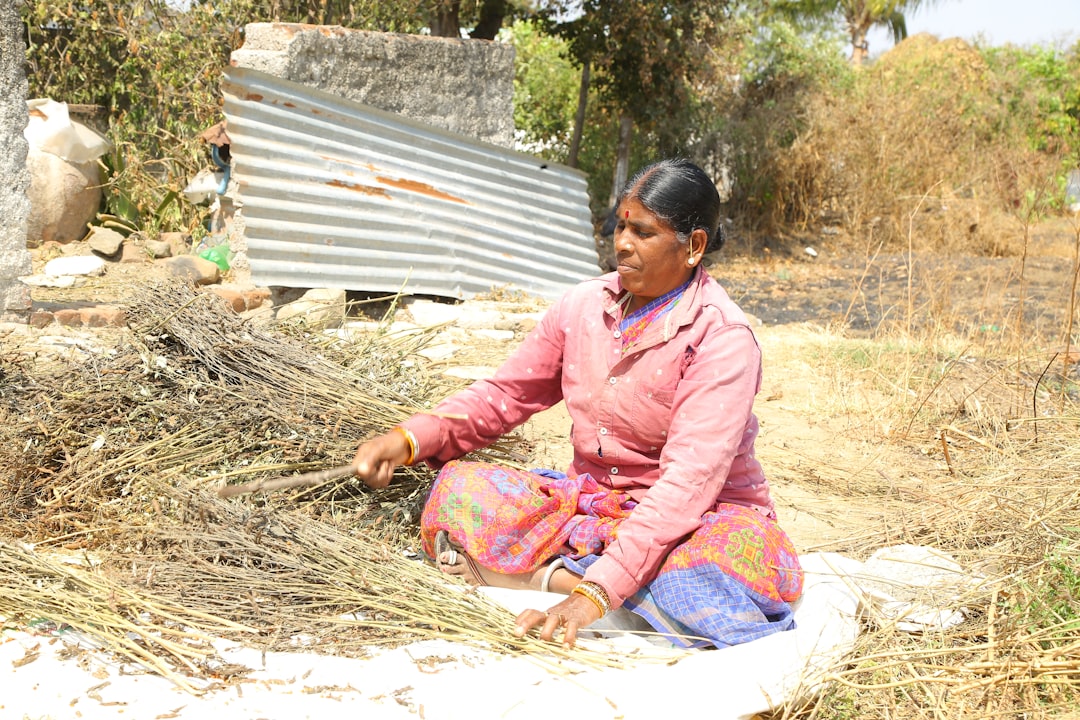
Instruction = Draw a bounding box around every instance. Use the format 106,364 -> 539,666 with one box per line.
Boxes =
54,309 -> 82,326
210,288 -> 246,313
29,310 -> 54,329
83,305 -> 127,327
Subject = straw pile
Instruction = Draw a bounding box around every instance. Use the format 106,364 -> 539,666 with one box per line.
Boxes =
0,278 -> 626,690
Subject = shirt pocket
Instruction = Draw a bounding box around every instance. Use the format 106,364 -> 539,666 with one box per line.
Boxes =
629,379 -> 676,450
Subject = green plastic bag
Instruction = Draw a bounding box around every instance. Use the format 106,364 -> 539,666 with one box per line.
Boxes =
198,244 -> 231,272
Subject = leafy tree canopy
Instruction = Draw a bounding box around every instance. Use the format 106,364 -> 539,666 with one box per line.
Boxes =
544,0 -> 735,137
767,0 -> 935,63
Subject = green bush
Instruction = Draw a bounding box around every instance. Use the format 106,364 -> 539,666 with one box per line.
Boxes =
23,1 -> 253,236
508,18 -> 579,162
21,0 -> 428,238
507,18 -> 666,219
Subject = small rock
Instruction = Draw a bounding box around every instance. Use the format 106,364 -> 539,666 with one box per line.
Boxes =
243,288 -> 272,309
443,366 -> 497,381
416,343 -> 460,361
406,299 -> 463,327
276,288 -> 347,327
120,242 -> 149,263
145,239 -> 173,259
157,231 -> 192,256
472,328 -> 515,342
162,256 -> 221,285
43,255 -> 106,277
87,226 -> 126,258
456,307 -> 506,329
20,274 -> 80,288
38,241 -> 64,262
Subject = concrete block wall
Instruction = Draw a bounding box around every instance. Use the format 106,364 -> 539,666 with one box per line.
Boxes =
231,24 -> 515,148
0,0 -> 32,320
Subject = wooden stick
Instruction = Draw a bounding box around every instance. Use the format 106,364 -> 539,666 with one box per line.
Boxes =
217,464 -> 357,498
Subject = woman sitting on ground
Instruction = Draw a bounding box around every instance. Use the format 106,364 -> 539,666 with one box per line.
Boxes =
352,158 -> 803,649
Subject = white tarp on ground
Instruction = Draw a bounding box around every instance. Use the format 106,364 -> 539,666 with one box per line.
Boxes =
2,553 -> 867,720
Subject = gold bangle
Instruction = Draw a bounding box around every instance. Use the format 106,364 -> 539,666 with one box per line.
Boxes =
393,426 -> 417,465
572,581 -> 611,617
573,586 -> 605,616
589,581 -> 612,611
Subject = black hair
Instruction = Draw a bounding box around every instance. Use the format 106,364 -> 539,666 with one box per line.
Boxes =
618,158 -> 724,253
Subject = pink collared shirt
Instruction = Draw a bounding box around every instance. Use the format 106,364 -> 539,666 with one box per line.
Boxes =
404,268 -> 773,607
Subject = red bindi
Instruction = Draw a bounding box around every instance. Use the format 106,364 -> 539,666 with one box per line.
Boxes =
624,211 -> 629,218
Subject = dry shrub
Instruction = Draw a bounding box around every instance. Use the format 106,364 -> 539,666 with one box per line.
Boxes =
819,35 -> 1046,253
721,32 -> 1078,256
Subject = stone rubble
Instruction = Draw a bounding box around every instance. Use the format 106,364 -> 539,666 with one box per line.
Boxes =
85,226 -> 125,258
15,235 -> 552,376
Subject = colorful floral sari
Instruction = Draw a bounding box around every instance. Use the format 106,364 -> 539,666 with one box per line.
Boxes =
420,460 -> 804,649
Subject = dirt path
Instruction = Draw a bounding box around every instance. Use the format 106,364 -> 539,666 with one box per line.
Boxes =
515,321 -> 926,554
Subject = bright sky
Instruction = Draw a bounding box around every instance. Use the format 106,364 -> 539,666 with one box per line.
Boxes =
866,0 -> 1080,55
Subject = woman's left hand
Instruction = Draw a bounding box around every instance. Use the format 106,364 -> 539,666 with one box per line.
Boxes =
512,591 -> 603,648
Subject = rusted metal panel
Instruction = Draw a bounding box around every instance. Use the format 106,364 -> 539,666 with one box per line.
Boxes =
221,67 -> 599,300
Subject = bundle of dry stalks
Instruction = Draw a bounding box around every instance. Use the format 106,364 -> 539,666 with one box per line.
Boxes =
0,493 -> 639,693
0,279 -> 524,541
1,279 -> 635,688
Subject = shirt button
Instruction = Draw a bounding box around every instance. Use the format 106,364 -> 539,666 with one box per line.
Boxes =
609,377 -> 617,385
599,427 -> 608,435
613,330 -> 622,339
610,467 -> 619,475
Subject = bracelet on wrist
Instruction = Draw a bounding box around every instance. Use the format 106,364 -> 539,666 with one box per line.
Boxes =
393,426 -> 418,465
572,581 -> 611,617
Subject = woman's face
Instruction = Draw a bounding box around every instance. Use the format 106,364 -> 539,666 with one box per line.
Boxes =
614,198 -> 703,312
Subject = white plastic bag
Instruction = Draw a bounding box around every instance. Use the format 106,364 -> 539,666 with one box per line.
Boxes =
24,98 -> 111,163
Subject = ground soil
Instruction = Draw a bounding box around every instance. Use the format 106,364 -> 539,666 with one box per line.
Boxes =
519,221 -> 1080,552
14,222 -> 1080,554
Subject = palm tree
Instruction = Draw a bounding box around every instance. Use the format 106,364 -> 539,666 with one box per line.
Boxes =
770,0 -> 937,64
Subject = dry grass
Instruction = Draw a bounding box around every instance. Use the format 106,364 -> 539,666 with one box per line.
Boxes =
3,268 -> 1079,714
771,424 -> 1080,719
758,304 -> 1080,718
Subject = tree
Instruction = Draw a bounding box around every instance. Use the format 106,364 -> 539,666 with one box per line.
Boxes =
427,0 -> 520,39
509,19 -> 580,159
548,1 -> 734,204
768,0 -> 936,64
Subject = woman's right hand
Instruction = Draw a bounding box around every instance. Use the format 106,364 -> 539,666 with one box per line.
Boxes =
351,429 -> 411,489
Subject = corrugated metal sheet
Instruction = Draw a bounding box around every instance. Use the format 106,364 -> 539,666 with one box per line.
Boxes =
221,67 -> 600,301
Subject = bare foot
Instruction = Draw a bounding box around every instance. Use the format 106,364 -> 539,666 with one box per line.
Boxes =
432,531 -> 582,591
434,531 -> 486,585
